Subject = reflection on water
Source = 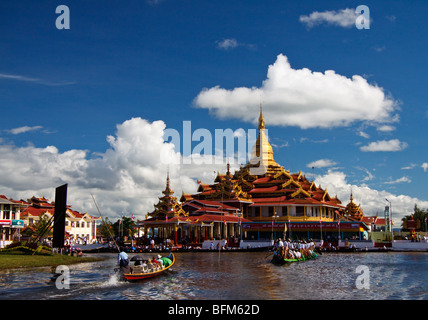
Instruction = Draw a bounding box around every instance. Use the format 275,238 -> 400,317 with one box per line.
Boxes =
0,252 -> 427,300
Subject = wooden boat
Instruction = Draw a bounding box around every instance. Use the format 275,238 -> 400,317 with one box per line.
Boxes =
122,253 -> 175,281
271,251 -> 317,265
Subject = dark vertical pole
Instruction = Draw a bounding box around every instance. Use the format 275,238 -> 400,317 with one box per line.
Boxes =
53,184 -> 67,248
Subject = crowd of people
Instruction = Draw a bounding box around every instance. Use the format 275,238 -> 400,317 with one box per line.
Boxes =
272,238 -> 316,260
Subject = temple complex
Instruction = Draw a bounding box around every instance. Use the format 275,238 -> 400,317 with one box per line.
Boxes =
138,173 -> 250,245
139,105 -> 370,246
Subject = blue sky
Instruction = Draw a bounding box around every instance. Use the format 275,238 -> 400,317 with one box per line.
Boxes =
0,0 -> 427,221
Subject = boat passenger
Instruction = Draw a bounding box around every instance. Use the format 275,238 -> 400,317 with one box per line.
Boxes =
160,256 -> 172,267
153,256 -> 162,270
147,259 -> 155,271
156,255 -> 164,268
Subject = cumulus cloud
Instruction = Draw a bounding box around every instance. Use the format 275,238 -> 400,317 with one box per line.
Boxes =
0,118 -> 204,220
316,170 -> 428,225
422,163 -> 428,172
0,117 -> 248,220
307,159 -> 337,169
194,54 -> 398,129
360,139 -> 408,152
299,8 -> 359,28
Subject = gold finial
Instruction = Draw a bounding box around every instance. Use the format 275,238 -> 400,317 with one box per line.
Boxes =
258,102 -> 265,130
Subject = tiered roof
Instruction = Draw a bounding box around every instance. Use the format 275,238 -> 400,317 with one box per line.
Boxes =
344,193 -> 365,221
147,173 -> 187,220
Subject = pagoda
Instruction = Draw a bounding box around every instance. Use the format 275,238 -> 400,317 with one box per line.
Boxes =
147,173 -> 187,220
344,192 -> 365,221
139,173 -> 249,245
186,105 -> 345,221
182,105 -> 369,240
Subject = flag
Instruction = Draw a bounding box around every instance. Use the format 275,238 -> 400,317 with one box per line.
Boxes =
197,180 -> 201,184
131,214 -> 135,221
119,219 -> 121,225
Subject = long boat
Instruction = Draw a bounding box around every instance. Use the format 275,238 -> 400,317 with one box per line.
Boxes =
271,251 -> 317,265
122,252 -> 175,281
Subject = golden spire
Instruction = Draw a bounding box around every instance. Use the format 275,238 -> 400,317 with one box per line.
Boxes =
258,102 -> 265,130
163,169 -> 173,195
248,101 -> 282,175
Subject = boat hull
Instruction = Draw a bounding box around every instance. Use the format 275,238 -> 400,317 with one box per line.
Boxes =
271,252 -> 317,265
122,253 -> 175,281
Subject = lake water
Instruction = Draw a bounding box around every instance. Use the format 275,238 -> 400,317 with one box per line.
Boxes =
0,251 -> 427,300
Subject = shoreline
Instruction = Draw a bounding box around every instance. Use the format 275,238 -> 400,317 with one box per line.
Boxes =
0,254 -> 105,270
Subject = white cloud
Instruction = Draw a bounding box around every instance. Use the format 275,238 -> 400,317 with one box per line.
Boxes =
0,118 -> 192,219
377,125 -> 395,132
401,163 -> 417,170
360,168 -> 374,182
422,163 -> 428,172
299,8 -> 358,28
0,73 -> 74,86
360,139 -> 408,152
194,54 -> 398,129
307,159 -> 337,169
316,170 -> 428,225
0,118 -> 244,220
0,73 -> 40,82
7,126 -> 43,135
216,38 -> 238,50
384,176 -> 411,185
215,38 -> 256,51
358,131 -> 370,139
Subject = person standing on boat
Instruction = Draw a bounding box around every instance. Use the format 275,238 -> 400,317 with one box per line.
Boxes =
118,251 -> 129,267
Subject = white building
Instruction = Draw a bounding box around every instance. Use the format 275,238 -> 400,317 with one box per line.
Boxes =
19,196 -> 100,245
0,195 -> 26,248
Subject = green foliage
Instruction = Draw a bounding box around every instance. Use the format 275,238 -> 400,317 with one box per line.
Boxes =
112,216 -> 136,239
0,245 -> 52,256
99,217 -> 114,239
401,204 -> 428,231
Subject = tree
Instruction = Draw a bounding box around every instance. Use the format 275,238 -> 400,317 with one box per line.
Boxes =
112,216 -> 136,239
34,214 -> 53,237
401,204 -> 428,231
99,217 -> 114,240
